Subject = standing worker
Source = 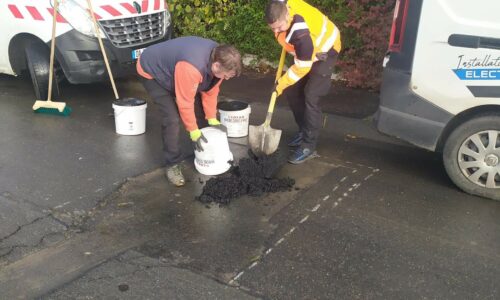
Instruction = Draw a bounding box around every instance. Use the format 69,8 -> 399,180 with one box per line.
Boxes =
137,36 -> 242,186
265,0 -> 341,164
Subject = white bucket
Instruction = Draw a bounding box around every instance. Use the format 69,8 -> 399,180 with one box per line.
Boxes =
112,98 -> 147,135
194,127 -> 233,176
217,101 -> 251,138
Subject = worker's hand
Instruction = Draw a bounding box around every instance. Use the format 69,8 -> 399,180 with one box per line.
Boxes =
274,81 -> 285,97
190,129 -> 208,152
208,118 -> 227,133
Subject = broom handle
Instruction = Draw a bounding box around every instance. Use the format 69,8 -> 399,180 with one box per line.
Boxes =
87,0 -> 119,100
47,0 -> 58,102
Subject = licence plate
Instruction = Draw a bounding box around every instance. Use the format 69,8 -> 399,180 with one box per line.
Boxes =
132,48 -> 145,60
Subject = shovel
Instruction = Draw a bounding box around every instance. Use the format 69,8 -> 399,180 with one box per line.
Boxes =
249,48 -> 286,156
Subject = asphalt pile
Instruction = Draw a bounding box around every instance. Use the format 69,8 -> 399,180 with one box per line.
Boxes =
197,151 -> 295,204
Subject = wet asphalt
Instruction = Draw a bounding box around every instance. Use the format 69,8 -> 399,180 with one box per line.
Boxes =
0,74 -> 499,299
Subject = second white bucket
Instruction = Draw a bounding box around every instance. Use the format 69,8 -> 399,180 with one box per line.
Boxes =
112,98 -> 147,135
194,127 -> 233,176
217,101 -> 251,137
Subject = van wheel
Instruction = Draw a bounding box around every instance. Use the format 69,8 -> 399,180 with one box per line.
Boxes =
25,42 -> 58,100
443,115 -> 500,201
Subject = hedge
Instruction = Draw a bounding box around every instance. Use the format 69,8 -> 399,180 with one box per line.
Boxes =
167,0 -> 395,90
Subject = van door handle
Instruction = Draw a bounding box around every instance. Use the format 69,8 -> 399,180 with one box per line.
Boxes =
448,34 -> 500,50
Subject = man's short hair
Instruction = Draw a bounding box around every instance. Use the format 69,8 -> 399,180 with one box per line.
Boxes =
265,1 -> 287,24
212,44 -> 242,76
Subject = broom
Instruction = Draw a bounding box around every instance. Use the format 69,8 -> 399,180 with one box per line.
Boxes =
87,0 -> 120,101
32,0 -> 71,116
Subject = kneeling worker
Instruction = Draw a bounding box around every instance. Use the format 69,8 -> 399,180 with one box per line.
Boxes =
137,36 -> 242,186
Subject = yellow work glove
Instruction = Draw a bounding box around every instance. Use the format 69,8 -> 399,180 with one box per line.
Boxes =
275,80 -> 285,97
207,118 -> 227,133
207,118 -> 220,126
190,129 -> 207,152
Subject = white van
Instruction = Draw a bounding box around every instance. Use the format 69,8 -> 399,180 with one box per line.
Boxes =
375,0 -> 500,200
0,0 -> 172,99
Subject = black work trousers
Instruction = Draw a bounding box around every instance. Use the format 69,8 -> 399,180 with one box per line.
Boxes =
141,78 -> 208,167
282,53 -> 337,150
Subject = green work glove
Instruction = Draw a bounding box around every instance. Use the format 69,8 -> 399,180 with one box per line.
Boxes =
190,129 -> 208,152
208,118 -> 227,133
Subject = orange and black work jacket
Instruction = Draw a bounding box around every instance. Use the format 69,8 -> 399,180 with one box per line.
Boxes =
136,36 -> 222,132
275,0 -> 341,94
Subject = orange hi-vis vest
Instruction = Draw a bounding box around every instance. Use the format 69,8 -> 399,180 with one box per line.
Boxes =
275,0 -> 341,93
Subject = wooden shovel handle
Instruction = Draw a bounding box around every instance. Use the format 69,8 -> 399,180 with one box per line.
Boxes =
264,48 -> 286,126
264,91 -> 278,127
275,48 -> 286,83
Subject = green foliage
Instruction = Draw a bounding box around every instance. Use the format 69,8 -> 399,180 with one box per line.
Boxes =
168,0 -> 237,39
168,0 -> 279,61
221,1 -> 279,62
167,0 -> 396,90
335,0 -> 396,89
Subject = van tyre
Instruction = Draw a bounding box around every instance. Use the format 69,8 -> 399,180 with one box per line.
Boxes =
443,115 -> 500,201
25,42 -> 58,100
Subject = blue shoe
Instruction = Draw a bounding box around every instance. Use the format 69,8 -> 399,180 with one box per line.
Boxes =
287,132 -> 303,147
288,147 -> 318,164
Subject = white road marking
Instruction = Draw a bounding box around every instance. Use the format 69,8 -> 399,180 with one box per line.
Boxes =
299,215 -> 310,223
53,201 -> 71,209
248,261 -> 259,269
285,227 -> 297,237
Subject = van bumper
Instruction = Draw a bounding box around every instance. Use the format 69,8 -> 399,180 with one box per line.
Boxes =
52,28 -> 171,84
374,67 -> 453,151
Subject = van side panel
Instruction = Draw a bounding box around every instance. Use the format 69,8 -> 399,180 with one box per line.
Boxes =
376,0 -> 500,151
1,0 -> 72,75
376,0 -> 454,151
411,0 -> 500,114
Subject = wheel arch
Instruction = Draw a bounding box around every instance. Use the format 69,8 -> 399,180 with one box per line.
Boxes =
436,105 -> 500,152
8,33 -> 47,76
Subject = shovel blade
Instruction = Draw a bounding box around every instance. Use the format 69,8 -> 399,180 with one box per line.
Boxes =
248,124 -> 282,156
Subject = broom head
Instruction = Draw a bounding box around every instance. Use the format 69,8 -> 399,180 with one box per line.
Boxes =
33,100 -> 72,116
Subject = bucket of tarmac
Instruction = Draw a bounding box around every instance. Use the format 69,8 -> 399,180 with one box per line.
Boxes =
217,100 -> 251,138
194,127 -> 233,176
112,98 -> 147,135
